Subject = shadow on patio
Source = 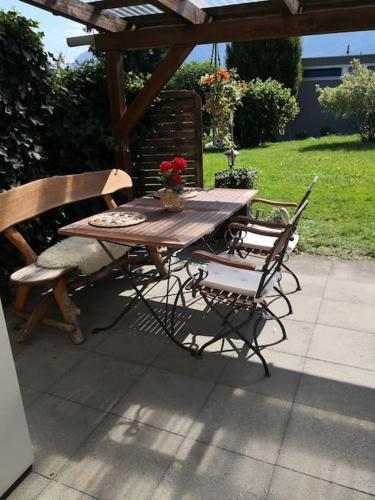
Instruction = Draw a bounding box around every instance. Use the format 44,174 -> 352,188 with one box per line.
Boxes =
6,254 -> 375,500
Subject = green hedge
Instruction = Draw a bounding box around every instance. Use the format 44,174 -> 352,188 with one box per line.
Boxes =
0,10 -> 151,302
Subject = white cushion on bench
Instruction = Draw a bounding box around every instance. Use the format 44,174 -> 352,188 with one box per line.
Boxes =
37,236 -> 131,275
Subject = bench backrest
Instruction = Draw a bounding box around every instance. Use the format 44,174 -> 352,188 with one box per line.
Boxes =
0,169 -> 132,233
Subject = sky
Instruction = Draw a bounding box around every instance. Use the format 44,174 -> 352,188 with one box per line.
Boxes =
3,0 -> 375,64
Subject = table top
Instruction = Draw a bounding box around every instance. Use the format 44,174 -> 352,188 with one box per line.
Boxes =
59,188 -> 257,249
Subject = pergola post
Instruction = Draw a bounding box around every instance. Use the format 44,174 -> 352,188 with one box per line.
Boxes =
105,50 -> 130,173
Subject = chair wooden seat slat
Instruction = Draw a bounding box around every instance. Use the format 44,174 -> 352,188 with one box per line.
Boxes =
10,263 -> 72,285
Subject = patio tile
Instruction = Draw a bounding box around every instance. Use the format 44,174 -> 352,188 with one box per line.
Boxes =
7,472 -> 50,499
20,385 -> 41,409
308,324 -> 375,371
152,438 -> 273,500
324,278 -> 375,305
277,404 -> 375,494
268,467 -> 373,500
112,367 -> 213,436
296,358 -> 375,422
281,271 -> 327,297
287,255 -> 332,276
268,294 -> 322,324
329,259 -> 375,284
49,352 -> 145,412
153,343 -> 230,383
95,329 -> 168,366
318,299 -> 375,334
14,341 -> 86,391
58,414 -> 184,500
38,481 -> 96,499
219,349 -> 304,402
25,393 -> 105,477
258,318 -> 314,357
187,384 -> 292,463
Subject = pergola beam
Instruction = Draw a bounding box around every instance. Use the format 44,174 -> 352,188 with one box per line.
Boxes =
119,44 -> 194,136
84,5 -> 375,49
277,0 -> 300,15
21,0 -> 127,31
149,0 -> 206,24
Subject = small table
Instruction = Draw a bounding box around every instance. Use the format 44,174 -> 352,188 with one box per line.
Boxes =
59,188 -> 257,352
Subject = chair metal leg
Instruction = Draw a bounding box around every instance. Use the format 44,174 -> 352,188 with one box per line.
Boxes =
262,302 -> 287,340
274,285 -> 293,316
281,262 -> 302,292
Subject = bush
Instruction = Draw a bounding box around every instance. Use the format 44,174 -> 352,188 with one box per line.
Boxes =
317,59 -> 375,142
215,167 -> 257,189
234,78 -> 299,147
226,38 -> 302,96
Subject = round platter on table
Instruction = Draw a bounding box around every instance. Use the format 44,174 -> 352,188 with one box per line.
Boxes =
153,188 -> 201,199
88,211 -> 147,228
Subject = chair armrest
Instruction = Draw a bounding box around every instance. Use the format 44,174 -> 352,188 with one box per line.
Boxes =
231,216 -> 287,229
192,250 -> 257,271
228,223 -> 283,238
254,197 -> 298,208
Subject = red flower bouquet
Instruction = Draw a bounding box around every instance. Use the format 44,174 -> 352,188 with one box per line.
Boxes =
159,157 -> 187,194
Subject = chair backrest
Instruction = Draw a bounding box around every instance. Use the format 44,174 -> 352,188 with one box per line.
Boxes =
257,199 -> 309,298
0,169 -> 132,233
297,176 -> 318,210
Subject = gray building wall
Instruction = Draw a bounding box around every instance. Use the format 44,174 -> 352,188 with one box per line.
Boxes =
285,54 -> 375,139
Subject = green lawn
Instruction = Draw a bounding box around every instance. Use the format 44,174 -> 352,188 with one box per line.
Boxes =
203,134 -> 375,259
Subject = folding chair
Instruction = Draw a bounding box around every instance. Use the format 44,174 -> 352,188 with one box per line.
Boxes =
184,201 -> 308,377
229,176 -> 318,292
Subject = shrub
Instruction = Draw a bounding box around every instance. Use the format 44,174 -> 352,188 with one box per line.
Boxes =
226,38 -> 302,96
317,59 -> 375,142
234,78 -> 299,147
215,167 -> 257,189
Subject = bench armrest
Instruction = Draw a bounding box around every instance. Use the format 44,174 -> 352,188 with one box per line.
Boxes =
192,250 -> 257,271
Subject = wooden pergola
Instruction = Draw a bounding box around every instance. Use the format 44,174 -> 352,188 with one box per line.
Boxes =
20,0 -> 375,172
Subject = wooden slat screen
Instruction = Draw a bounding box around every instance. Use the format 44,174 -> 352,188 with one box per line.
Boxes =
133,90 -> 203,194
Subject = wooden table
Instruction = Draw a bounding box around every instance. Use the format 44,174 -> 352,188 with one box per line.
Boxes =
59,188 -> 257,248
59,188 -> 257,351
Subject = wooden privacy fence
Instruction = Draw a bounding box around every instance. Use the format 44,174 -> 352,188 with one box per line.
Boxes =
133,90 -> 203,193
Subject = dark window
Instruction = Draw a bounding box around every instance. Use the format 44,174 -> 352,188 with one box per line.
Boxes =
303,67 -> 342,78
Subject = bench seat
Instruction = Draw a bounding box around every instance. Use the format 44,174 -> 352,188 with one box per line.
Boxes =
10,263 -> 71,286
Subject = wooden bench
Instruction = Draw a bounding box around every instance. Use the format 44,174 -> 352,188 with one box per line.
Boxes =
0,169 -> 165,345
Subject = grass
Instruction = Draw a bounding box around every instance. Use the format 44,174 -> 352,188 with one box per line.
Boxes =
203,134 -> 375,259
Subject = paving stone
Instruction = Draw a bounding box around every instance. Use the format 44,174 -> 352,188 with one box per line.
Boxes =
50,352 -> 145,412
20,385 -> 41,409
318,299 -> 375,334
268,466 -> 373,500
269,293 -> 322,324
15,341 -> 86,391
220,349 -> 304,401
278,404 -> 375,494
153,343 -> 230,383
296,358 -> 375,422
187,385 -> 291,463
281,271 -> 327,297
95,328 -> 168,366
152,438 -> 273,500
112,367 -> 213,436
258,318 -> 314,357
329,259 -> 375,284
58,414 -> 183,500
38,481 -> 96,499
324,278 -> 375,305
25,393 -> 105,477
287,255 -> 332,276
7,472 -> 50,499
308,324 -> 375,370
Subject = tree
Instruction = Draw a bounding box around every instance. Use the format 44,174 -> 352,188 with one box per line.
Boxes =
234,78 -> 299,147
226,38 -> 302,95
317,59 -> 375,142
